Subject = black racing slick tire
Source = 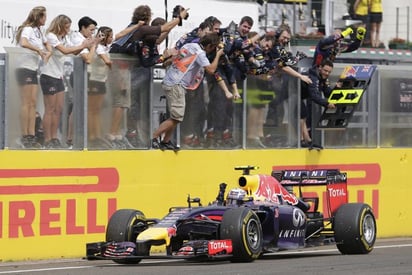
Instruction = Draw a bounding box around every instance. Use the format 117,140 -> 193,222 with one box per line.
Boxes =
106,209 -> 146,264
220,207 -> 263,262
333,203 -> 376,254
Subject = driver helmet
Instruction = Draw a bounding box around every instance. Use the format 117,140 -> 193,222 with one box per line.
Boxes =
226,188 -> 247,205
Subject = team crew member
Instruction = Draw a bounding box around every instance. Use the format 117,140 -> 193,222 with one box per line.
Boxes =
312,26 -> 366,67
300,59 -> 339,148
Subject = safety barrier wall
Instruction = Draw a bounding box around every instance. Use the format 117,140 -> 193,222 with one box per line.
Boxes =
0,148 -> 411,261
1,46 -> 412,262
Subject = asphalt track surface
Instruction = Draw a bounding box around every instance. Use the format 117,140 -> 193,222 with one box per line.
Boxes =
1,238 -> 411,275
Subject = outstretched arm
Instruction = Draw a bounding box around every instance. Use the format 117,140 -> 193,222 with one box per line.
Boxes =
282,66 -> 312,84
160,8 -> 189,33
115,21 -> 145,41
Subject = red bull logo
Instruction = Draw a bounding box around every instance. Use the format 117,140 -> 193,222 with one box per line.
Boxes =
341,66 -> 359,78
255,175 -> 298,205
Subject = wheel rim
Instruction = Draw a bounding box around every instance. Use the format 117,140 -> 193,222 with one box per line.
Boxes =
363,213 -> 375,244
246,219 -> 260,249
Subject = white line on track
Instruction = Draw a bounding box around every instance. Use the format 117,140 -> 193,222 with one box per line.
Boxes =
1,243 -> 412,274
0,266 -> 94,274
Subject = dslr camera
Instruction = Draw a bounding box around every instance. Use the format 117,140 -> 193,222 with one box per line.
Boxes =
172,5 -> 189,26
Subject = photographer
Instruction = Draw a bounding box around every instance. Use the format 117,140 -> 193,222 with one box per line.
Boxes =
263,25 -> 312,146
110,5 -> 189,55
205,16 -> 258,148
110,4 -> 188,147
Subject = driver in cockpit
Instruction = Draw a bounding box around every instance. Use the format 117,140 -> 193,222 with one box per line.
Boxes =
226,188 -> 247,206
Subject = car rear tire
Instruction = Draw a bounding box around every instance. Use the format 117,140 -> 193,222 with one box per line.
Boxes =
333,203 -> 376,254
106,209 -> 146,264
220,207 -> 263,262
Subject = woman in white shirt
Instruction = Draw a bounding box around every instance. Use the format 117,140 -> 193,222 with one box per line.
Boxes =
15,6 -> 51,148
87,27 -> 114,148
40,14 -> 92,149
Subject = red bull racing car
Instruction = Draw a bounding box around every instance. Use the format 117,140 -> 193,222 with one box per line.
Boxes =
86,166 -> 376,263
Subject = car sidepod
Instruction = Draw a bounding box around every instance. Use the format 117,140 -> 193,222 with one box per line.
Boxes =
333,203 -> 376,254
277,205 -> 306,249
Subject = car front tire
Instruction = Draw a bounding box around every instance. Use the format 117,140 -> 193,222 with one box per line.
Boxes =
220,207 -> 263,262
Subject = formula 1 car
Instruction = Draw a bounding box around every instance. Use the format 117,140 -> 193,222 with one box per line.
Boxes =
86,166 -> 376,263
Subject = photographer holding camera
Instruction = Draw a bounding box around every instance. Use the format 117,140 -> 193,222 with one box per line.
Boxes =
109,4 -> 189,148
111,5 -> 189,55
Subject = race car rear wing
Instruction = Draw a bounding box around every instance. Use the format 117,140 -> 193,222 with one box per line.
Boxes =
272,169 -> 347,186
272,169 -> 348,215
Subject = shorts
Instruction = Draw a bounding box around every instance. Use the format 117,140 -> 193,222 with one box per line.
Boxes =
369,12 -> 382,24
88,80 -> 106,94
163,84 -> 185,122
40,74 -> 65,95
301,100 -> 308,119
16,68 -> 38,85
353,14 -> 369,24
112,88 -> 130,109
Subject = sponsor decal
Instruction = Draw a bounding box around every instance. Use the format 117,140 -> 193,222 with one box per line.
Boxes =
167,225 -> 177,237
341,66 -> 359,78
208,240 -> 233,255
279,229 -> 305,238
255,175 -> 298,205
273,164 -> 380,218
0,168 -> 119,194
328,187 -> 347,197
0,168 -> 119,238
292,208 -> 305,228
283,169 -> 328,179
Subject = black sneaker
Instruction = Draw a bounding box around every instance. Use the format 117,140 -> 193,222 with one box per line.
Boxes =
28,135 -> 42,149
309,143 -> 323,150
301,140 -> 311,148
44,139 -> 54,149
51,138 -> 63,149
160,140 -> 180,151
152,138 -> 161,149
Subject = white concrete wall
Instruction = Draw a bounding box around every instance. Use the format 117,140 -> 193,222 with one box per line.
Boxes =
0,0 -> 260,52
381,0 -> 411,45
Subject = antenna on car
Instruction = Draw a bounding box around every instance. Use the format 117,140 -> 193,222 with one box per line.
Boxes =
234,165 -> 259,175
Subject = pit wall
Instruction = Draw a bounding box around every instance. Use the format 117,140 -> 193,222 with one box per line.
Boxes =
0,148 -> 410,261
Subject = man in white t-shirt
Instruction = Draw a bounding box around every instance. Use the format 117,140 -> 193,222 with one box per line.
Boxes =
152,33 -> 224,150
